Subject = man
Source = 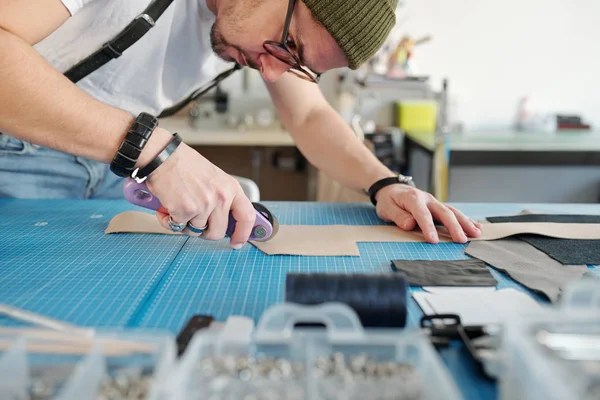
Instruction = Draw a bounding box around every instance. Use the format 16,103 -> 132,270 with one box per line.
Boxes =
0,0 -> 481,249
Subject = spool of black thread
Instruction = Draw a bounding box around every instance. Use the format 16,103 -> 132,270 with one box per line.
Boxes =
285,273 -> 408,328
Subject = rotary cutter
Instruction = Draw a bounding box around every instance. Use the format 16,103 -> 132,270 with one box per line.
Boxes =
123,179 -> 279,242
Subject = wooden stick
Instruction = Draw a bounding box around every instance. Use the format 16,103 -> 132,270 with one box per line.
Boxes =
0,304 -> 93,337
0,339 -> 155,357
0,329 -> 156,355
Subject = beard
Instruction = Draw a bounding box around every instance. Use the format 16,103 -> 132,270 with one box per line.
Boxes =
210,23 -> 233,62
210,22 -> 261,70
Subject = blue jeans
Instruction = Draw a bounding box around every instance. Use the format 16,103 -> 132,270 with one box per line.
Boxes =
0,133 -> 124,199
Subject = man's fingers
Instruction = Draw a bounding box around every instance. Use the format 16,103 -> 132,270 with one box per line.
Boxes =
447,205 -> 482,238
156,209 -> 191,234
402,197 -> 439,243
430,203 -> 468,243
156,209 -> 172,232
229,192 -> 256,249
186,215 -> 209,237
163,197 -> 203,232
202,205 -> 229,241
386,207 -> 417,231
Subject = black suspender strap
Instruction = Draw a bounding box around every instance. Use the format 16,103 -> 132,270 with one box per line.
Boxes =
63,0 -> 175,83
62,0 -> 240,117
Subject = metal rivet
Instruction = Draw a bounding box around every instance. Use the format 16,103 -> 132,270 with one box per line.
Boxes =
239,368 -> 252,382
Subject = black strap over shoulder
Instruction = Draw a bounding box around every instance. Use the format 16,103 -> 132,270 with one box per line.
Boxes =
64,0 -> 175,83
62,0 -> 240,117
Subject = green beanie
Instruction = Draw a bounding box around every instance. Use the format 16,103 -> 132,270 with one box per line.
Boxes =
302,0 -> 397,70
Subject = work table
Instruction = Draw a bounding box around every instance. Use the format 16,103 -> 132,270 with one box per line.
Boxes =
404,130 -> 600,203
406,130 -> 600,152
1,200 -> 599,399
159,116 -> 295,147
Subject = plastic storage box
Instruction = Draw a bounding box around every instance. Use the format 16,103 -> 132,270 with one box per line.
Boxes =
396,101 -> 438,134
499,280 -> 600,400
0,329 -> 175,400
165,302 -> 461,400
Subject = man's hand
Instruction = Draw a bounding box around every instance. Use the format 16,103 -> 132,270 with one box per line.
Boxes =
374,184 -> 482,244
142,129 -> 256,249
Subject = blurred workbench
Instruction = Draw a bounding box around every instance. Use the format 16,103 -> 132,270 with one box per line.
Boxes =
159,117 -> 295,147
405,130 -> 600,203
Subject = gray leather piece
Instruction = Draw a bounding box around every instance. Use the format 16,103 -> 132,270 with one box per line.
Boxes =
390,259 -> 497,287
465,239 -> 589,303
486,214 -> 600,265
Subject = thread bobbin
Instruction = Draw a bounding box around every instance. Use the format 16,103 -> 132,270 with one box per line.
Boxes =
285,273 -> 408,328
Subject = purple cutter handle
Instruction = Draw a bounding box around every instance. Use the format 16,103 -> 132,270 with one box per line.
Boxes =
124,179 -> 163,211
123,178 -> 273,241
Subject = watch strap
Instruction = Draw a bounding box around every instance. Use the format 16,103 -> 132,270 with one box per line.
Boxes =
132,132 -> 182,182
368,175 -> 414,206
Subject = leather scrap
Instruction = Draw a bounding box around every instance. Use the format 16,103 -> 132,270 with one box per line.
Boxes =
106,211 -> 600,257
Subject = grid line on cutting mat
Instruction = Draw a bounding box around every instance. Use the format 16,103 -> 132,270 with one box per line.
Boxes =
0,200 -> 186,327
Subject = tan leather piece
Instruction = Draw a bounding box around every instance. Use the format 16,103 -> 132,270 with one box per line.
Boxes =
105,211 -> 600,256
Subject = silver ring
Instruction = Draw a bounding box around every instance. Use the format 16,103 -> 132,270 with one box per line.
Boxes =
168,216 -> 188,232
187,222 -> 208,234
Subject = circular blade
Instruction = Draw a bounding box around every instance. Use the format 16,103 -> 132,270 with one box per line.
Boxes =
252,203 -> 279,241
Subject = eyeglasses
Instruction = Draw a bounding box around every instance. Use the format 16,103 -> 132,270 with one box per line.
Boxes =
263,0 -> 321,83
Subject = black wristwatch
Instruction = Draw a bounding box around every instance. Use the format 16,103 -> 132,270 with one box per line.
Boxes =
110,112 -> 158,177
367,174 -> 415,206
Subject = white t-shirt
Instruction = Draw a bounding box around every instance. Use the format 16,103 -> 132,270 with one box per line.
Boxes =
34,0 -> 230,116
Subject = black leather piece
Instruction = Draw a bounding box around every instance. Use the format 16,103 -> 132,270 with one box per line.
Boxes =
390,259 -> 497,287
520,236 -> 600,266
487,214 -> 600,265
487,214 -> 600,224
176,315 -> 213,357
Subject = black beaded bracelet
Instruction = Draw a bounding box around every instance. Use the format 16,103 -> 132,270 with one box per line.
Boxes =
131,133 -> 183,182
110,112 -> 158,177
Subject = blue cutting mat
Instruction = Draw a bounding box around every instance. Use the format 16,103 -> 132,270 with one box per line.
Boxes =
2,200 -> 599,330
2,200 -> 599,400
0,200 -> 186,327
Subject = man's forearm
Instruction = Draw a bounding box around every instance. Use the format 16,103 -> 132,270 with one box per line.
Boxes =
288,106 -> 394,193
0,27 -> 152,164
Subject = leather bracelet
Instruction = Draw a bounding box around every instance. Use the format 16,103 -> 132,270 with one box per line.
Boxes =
131,132 -> 182,182
110,112 -> 158,177
367,175 -> 415,206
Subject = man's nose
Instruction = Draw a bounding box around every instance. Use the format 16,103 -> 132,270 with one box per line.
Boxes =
259,55 -> 290,83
